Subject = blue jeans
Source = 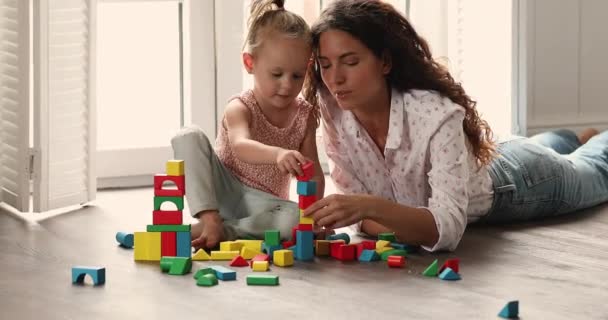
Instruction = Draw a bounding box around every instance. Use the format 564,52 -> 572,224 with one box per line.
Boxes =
482,129 -> 608,223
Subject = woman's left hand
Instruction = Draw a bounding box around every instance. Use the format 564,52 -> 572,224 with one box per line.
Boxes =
303,194 -> 376,229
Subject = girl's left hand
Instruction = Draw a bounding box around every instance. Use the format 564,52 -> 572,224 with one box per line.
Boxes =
303,194 -> 375,229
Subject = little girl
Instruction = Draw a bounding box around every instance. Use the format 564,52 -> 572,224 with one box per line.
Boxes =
171,0 -> 324,250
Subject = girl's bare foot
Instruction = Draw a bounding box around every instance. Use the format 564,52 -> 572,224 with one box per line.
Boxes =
578,128 -> 600,144
191,210 -> 225,250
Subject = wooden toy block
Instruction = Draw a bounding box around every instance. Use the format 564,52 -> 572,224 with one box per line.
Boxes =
196,273 -> 218,286
229,255 -> 250,267
264,230 -> 281,246
378,232 -> 396,242
299,210 -> 314,225
235,239 -> 263,252
209,265 -> 237,281
192,249 -> 211,261
296,161 -> 314,181
296,180 -> 317,196
376,247 -> 394,255
152,210 -> 183,225
240,247 -> 261,260
335,244 -> 356,261
246,274 -> 279,286
153,174 -> 185,197
380,249 -> 407,261
297,223 -> 313,231
376,240 -> 391,249
315,240 -> 330,256
193,267 -> 215,279
291,226 -> 298,242
390,242 -> 418,253
161,232 -> 177,257
252,260 -> 270,272
298,195 -> 316,210
273,249 -> 294,267
358,249 -> 380,262
166,159 -> 184,176
210,251 -> 240,260
498,301 -> 519,319
327,232 -> 350,244
438,267 -> 461,281
72,266 -> 105,285
439,258 -> 460,274
295,230 -> 314,261
147,224 -> 190,232
262,243 -> 282,259
423,259 -> 439,277
153,196 -> 184,211
387,255 -> 406,268
134,232 -> 161,261
160,256 -> 192,275
249,253 -> 270,266
176,231 -> 191,257
329,240 -> 346,258
115,232 -> 134,248
356,240 -> 376,258
282,240 -> 295,248
220,241 -> 244,252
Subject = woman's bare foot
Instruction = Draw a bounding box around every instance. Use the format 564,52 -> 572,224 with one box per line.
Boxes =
578,128 -> 600,145
191,210 -> 225,250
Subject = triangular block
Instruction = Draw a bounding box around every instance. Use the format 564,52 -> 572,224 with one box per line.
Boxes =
439,258 -> 460,273
192,249 -> 211,261
498,301 -> 519,319
229,255 -> 249,267
423,259 -> 439,277
438,267 -> 461,280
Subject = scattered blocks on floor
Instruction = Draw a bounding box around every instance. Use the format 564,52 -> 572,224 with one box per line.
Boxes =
273,249 -> 294,267
378,232 -> 396,242
252,260 -> 270,272
246,274 -> 279,286
240,247 -> 261,260
196,273 -> 218,287
210,251 -> 240,260
438,267 -> 461,281
423,259 -> 439,277
380,249 -> 408,261
358,249 -> 380,262
220,241 -> 244,252
264,230 -> 281,246
335,244 -> 356,261
235,239 -> 263,252
229,255 -> 250,267
498,300 -> 519,319
250,254 -> 270,266
356,240 -> 377,258
209,265 -> 237,281
439,258 -> 460,274
387,256 -> 406,268
375,240 -> 391,250
134,232 -> 161,261
72,266 -> 105,285
192,249 -> 211,261
115,232 -> 134,248
262,243 -> 282,259
160,257 -> 192,275
315,240 -> 330,256
327,232 -> 350,244
193,267 -> 215,280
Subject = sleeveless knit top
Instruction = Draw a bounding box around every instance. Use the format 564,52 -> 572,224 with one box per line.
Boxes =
216,90 -> 314,199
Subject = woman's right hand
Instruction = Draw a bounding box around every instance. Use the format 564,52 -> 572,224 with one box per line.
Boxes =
275,149 -> 310,176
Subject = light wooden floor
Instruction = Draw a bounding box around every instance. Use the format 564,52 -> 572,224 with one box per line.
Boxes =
1,185 -> 608,320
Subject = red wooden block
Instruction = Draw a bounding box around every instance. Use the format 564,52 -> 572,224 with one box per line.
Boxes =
152,210 -> 183,225
296,162 -> 314,181
161,232 -> 177,257
387,255 -> 406,268
439,258 -> 460,274
292,226 -> 298,242
298,195 -> 317,210
335,244 -> 356,261
297,223 -> 313,231
154,174 -> 185,197
356,240 -> 377,258
229,255 -> 249,267
249,254 -> 270,267
282,240 -> 295,249
329,240 -> 346,258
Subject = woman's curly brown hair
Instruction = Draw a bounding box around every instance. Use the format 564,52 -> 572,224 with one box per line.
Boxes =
303,0 -> 495,165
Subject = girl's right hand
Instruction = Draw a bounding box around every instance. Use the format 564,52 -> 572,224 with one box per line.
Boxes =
275,149 -> 310,176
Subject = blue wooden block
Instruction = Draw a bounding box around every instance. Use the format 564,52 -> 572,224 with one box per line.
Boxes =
209,265 -> 236,281
498,301 -> 519,319
327,232 -> 350,244
72,266 -> 106,285
358,249 -> 380,262
262,242 -> 283,260
438,267 -> 461,281
390,242 -> 418,253
295,230 -> 314,261
296,181 -> 317,196
176,231 -> 191,257
115,232 -> 134,248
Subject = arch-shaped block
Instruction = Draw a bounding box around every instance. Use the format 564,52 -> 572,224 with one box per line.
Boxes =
154,174 -> 185,197
154,196 -> 184,211
72,266 -> 106,285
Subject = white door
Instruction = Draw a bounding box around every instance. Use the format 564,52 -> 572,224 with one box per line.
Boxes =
33,0 -> 96,212
0,0 -> 31,212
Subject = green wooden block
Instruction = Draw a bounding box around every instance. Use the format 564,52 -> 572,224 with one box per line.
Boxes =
246,274 -> 279,286
378,232 -> 396,242
423,259 -> 439,277
196,273 -> 218,286
264,230 -> 281,246
146,224 -> 191,232
380,249 -> 408,261
154,196 -> 184,211
159,257 -> 192,275
193,267 -> 215,280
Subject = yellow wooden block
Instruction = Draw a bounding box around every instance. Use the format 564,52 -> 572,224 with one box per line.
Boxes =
134,232 -> 161,261
235,239 -> 263,252
376,246 -> 394,255
166,160 -> 184,176
273,249 -> 294,267
252,260 -> 269,271
240,246 -> 261,260
220,241 -> 244,252
376,240 -> 391,249
210,250 -> 240,260
299,209 -> 314,224
315,240 -> 330,256
192,249 -> 211,261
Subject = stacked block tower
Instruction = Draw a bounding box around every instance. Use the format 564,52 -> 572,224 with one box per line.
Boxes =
294,162 -> 316,261
134,160 -> 191,261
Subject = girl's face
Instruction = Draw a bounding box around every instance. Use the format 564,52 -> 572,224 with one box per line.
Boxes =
244,33 -> 311,111
317,29 -> 391,112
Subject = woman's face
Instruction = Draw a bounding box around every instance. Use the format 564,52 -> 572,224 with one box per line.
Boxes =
317,29 -> 390,112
